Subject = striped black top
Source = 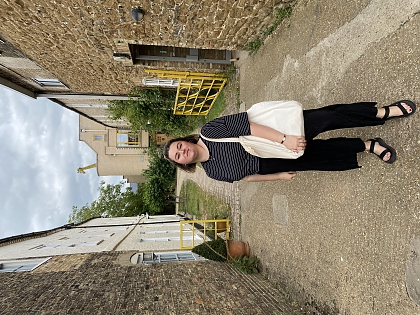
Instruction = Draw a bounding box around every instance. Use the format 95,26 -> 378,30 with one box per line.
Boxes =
200,112 -> 259,183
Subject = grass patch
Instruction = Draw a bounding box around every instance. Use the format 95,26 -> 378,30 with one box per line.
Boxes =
190,86 -> 227,130
223,64 -> 241,108
244,39 -> 264,54
179,180 -> 230,220
263,6 -> 293,36
204,91 -> 226,122
245,5 -> 294,54
189,93 -> 225,129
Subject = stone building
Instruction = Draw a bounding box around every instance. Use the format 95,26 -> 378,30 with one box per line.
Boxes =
0,0 -> 292,96
0,216 -> 303,314
0,0 -> 292,179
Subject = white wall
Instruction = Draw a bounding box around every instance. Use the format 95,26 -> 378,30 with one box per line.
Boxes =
0,217 -> 140,260
0,215 -> 205,260
115,215 -> 205,252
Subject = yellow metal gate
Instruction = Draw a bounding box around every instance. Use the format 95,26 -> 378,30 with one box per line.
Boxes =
145,70 -> 227,116
179,219 -> 230,250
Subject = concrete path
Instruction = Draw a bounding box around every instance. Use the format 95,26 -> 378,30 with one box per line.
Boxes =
177,0 -> 420,313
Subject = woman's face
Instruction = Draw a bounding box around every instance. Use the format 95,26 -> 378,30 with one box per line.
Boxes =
168,141 -> 197,165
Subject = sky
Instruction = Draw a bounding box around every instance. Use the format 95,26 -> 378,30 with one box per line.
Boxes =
0,86 -> 123,239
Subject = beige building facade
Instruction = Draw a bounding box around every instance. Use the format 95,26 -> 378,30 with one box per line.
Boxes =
79,115 -> 172,178
79,115 -> 149,177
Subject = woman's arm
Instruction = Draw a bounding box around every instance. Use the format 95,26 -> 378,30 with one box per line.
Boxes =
242,172 -> 297,182
249,122 -> 306,151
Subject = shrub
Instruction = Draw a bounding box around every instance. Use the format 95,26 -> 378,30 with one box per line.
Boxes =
192,238 -> 227,262
229,256 -> 260,274
108,87 -> 203,137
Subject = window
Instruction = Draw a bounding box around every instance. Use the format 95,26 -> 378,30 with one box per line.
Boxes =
78,227 -> 128,233
88,233 -> 114,238
140,235 -> 201,242
94,135 -> 104,141
117,130 -> 139,147
146,223 -> 181,228
142,78 -> 179,87
30,240 -> 103,249
31,78 -> 66,88
130,251 -> 204,265
0,257 -> 51,273
155,134 -> 169,145
140,230 -> 169,234
72,241 -> 104,247
158,252 -> 204,262
30,245 -> 47,250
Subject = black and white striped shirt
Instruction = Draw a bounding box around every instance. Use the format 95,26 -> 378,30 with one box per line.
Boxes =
200,112 -> 259,183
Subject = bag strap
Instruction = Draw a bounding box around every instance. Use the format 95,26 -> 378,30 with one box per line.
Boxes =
200,133 -> 240,143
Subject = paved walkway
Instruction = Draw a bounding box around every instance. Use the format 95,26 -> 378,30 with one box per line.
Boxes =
177,0 -> 420,314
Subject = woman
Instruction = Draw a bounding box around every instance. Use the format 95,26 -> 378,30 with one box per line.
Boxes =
164,101 -> 416,183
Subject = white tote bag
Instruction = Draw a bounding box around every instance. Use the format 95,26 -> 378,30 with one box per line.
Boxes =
201,100 -> 305,159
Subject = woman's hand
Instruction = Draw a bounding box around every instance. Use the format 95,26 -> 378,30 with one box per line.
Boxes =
282,135 -> 306,151
278,171 -> 297,180
249,123 -> 306,151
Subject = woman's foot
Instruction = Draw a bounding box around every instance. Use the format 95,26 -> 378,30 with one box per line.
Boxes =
376,100 -> 417,120
365,138 -> 396,164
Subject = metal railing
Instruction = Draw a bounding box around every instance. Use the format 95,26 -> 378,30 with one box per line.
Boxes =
179,219 -> 230,250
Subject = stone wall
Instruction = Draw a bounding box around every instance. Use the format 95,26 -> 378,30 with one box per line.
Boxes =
0,0 -> 293,95
0,252 -> 304,314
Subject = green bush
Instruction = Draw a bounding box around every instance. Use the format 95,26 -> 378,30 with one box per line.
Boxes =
229,256 -> 260,274
108,88 -> 204,137
244,39 -> 264,54
192,238 -> 227,262
142,146 -> 177,214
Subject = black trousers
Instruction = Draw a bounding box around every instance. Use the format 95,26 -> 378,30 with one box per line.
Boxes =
258,102 -> 385,173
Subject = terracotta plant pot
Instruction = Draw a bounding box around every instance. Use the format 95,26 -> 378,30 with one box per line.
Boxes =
226,240 -> 250,260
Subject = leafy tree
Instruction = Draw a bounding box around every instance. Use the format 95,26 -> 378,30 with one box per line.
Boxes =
69,181 -> 145,224
107,88 -> 203,136
142,146 -> 177,214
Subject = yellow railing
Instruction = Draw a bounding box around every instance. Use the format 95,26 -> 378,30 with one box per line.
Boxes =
179,219 -> 230,250
145,70 -> 227,116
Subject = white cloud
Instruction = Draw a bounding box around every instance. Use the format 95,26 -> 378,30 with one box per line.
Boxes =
0,86 -> 123,238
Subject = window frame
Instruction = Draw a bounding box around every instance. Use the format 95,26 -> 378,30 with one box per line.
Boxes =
0,257 -> 52,273
117,130 -> 140,147
31,78 -> 67,88
130,251 -> 205,265
94,135 -> 105,141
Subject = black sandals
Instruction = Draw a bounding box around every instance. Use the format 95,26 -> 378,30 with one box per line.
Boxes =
369,138 -> 396,164
381,100 -> 417,120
